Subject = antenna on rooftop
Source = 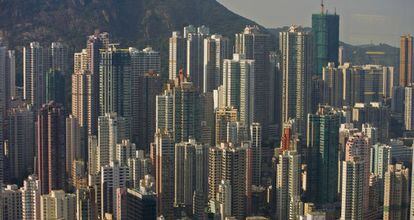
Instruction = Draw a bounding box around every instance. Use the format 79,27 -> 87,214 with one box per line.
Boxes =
321,0 -> 325,14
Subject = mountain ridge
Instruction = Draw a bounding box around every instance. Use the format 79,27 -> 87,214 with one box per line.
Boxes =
0,0 -> 260,49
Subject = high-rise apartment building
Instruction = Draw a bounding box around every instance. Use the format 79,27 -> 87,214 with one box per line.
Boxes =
215,107 -> 238,145
50,42 -> 68,74
128,152 -> 151,189
235,26 -> 272,137
322,62 -> 344,107
66,115 -> 83,181
135,72 -> 163,149
21,175 -> 41,220
2,184 -> 23,220
7,101 -> 35,182
155,130 -> 175,219
344,133 -> 371,216
40,190 -> 76,220
37,101 -> 66,194
156,77 -> 199,143
352,102 -> 390,143
129,47 -> 161,146
208,143 -> 249,219
250,123 -> 262,186
99,45 -> 132,135
312,3 -> 340,76
76,187 -> 97,220
346,65 -> 395,104
45,69 -> 65,107
280,26 -> 313,136
115,139 -> 136,166
124,185 -> 157,220
383,163 -> 410,220
400,35 -> 413,86
72,70 -> 96,136
100,162 -> 130,218
370,144 -> 391,180
306,106 -> 340,206
5,49 -> 16,107
187,25 -> 210,91
97,113 -> 128,169
203,35 -> 232,92
23,42 -> 47,110
0,45 -> 16,112
174,139 -> 209,217
405,85 -> 414,130
340,157 -> 365,220
222,54 -> 255,127
275,150 -> 301,220
169,31 -> 186,80
74,49 -> 88,74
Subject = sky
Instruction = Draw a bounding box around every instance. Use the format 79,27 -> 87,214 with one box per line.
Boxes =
218,0 -> 414,46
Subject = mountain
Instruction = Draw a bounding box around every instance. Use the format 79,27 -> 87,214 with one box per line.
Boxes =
0,0 -> 259,50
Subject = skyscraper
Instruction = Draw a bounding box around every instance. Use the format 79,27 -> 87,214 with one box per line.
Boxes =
215,107 -> 238,145
174,140 -> 195,211
76,187 -> 97,220
306,106 -> 340,206
24,42 -> 47,110
156,77 -> 200,143
85,31 -> 110,135
2,184 -> 23,220
37,101 -> 66,194
322,62 -> 344,107
405,85 -> 414,130
72,70 -> 96,136
340,157 -> 365,220
208,143 -> 248,219
45,69 -> 65,107
66,115 -> 83,182
135,72 -> 163,149
222,54 -> 255,127
21,175 -> 41,220
155,130 -> 175,219
97,113 -> 128,169
7,101 -> 35,182
235,26 -> 271,137
345,133 -> 371,217
312,2 -> 340,76
187,25 -> 210,91
40,190 -> 76,220
124,185 -> 157,220
383,163 -> 410,220
0,45 -> 16,111
169,31 -> 186,80
400,35 -> 413,86
50,42 -> 69,74
203,35 -> 232,92
250,123 -> 262,186
129,47 -> 161,146
275,150 -> 301,220
280,25 -> 313,136
100,162 -> 130,218
99,45 -> 132,135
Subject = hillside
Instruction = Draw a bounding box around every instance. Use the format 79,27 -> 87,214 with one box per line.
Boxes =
0,0 -> 259,50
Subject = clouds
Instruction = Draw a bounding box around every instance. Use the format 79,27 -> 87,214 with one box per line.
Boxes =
218,0 -> 414,46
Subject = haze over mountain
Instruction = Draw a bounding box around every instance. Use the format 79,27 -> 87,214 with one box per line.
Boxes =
0,0 -> 399,69
0,0 -> 258,49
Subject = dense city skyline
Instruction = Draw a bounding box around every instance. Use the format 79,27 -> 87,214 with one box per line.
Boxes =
219,0 -> 414,46
0,1 -> 412,220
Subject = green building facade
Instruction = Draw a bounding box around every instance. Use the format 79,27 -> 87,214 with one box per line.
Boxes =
312,11 -> 340,76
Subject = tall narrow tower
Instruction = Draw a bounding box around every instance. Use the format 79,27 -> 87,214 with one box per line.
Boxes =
400,35 -> 413,86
